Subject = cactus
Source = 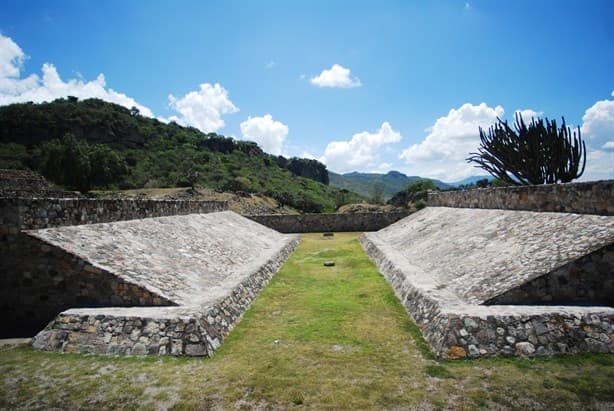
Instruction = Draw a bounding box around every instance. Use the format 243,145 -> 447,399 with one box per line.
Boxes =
467,113 -> 586,185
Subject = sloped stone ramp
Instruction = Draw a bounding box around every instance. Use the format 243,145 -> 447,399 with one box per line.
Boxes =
29,211 -> 299,356
361,207 -> 614,359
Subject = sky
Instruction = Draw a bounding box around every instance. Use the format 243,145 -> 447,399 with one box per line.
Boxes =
0,0 -> 613,183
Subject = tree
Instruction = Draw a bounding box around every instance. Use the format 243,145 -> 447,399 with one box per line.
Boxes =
466,113 -> 586,185
388,179 -> 437,208
34,134 -> 127,193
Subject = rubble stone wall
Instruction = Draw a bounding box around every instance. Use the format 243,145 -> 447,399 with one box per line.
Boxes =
247,212 -> 409,233
0,197 -> 227,230
485,244 -> 614,307
428,180 -> 613,215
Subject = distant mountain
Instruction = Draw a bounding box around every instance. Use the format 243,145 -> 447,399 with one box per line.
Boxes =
329,170 -> 452,200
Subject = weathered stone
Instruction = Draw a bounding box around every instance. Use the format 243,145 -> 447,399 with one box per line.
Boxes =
132,343 -> 147,355
467,344 -> 480,357
447,345 -> 467,359
515,342 -> 536,356
185,344 -> 207,356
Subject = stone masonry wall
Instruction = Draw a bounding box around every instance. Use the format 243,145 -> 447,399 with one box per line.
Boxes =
485,244 -> 614,307
247,212 -> 409,233
0,197 -> 227,231
428,180 -> 613,215
31,236 -> 300,356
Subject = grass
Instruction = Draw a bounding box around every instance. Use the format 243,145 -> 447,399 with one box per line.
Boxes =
1,233 -> 613,410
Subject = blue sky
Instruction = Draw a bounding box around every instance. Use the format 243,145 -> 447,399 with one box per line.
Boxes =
1,0 -> 612,182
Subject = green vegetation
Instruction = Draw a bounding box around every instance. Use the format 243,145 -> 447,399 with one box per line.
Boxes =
467,113 -> 587,185
0,98 -> 360,212
388,178 -> 437,208
33,134 -> 128,192
1,233 -> 612,409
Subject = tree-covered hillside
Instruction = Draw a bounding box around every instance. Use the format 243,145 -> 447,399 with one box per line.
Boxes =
0,98 -> 360,212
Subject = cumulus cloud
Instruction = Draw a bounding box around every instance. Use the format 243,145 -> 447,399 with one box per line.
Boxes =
240,114 -> 289,155
0,34 -> 153,116
399,103 -> 505,181
310,64 -> 362,88
514,109 -> 543,123
579,98 -> 614,181
320,122 -> 401,173
168,83 -> 238,133
581,99 -> 614,145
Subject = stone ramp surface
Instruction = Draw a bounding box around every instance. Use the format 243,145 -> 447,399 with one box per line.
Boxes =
26,211 -> 291,307
361,207 -> 614,359
29,211 -> 299,356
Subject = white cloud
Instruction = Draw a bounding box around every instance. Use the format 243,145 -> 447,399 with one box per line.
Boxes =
168,83 -> 238,133
240,114 -> 288,155
320,122 -> 401,173
514,109 -> 543,123
310,64 -> 362,88
399,103 -> 505,181
581,99 -> 614,146
265,61 -> 276,69
611,90 -> 614,97
581,149 -> 614,181
301,151 -> 317,160
0,34 -> 153,116
376,162 -> 393,173
579,98 -> 614,181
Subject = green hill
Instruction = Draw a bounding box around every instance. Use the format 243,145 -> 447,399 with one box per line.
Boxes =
0,97 -> 361,212
329,170 -> 451,200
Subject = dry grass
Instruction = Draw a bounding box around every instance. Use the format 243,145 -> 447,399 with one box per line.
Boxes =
1,233 -> 613,410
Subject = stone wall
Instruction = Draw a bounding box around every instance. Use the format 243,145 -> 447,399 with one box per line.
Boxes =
247,212 -> 410,233
485,244 -> 614,307
31,237 -> 300,356
0,197 -> 227,231
428,180 -> 613,215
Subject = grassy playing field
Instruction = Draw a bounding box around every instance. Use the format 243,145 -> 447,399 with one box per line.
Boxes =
1,233 -> 612,410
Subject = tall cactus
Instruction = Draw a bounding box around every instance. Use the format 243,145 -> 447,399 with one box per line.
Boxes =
466,113 -> 586,185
